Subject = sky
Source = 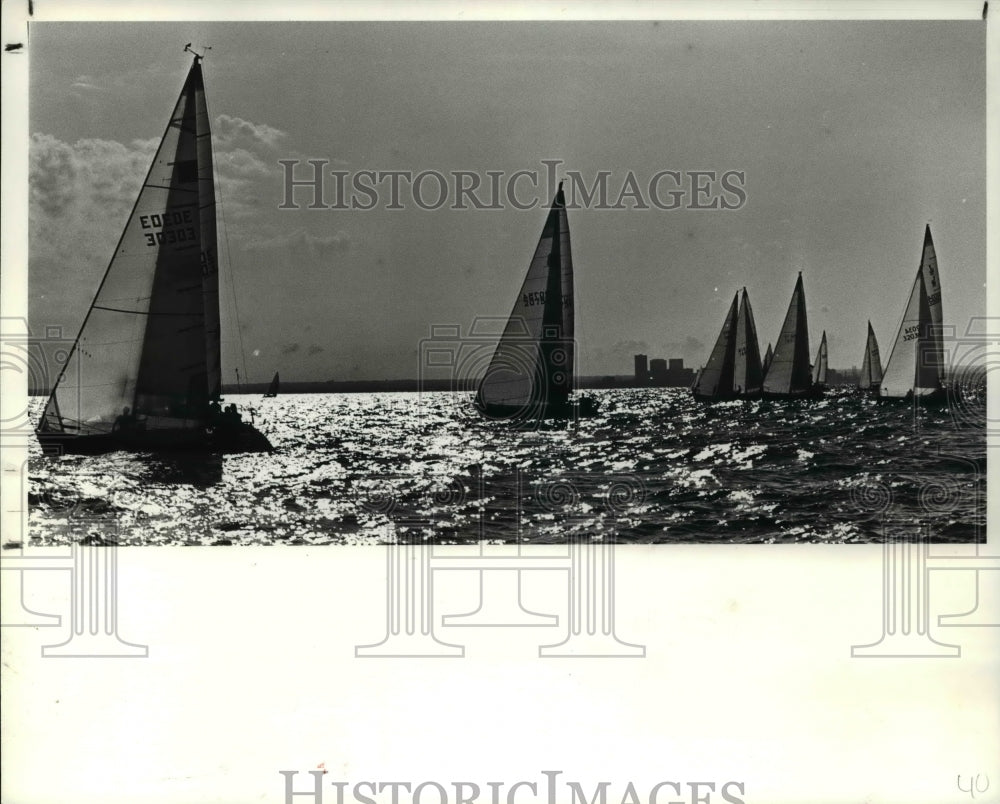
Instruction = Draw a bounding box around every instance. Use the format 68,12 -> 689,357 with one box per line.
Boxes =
27,18 -> 986,383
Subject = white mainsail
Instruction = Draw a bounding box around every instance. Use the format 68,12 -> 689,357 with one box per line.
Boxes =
860,320 -> 882,389
880,273 -> 940,397
41,60 -> 220,434
692,292 -> 738,398
733,288 -> 763,395
762,273 -> 812,396
811,330 -> 828,386
476,183 -> 574,411
880,227 -> 944,398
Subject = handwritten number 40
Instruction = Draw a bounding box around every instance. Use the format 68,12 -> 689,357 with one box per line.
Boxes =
957,774 -> 990,799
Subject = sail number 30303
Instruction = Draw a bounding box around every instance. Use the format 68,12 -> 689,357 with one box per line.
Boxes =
139,210 -> 195,247
523,291 -> 571,308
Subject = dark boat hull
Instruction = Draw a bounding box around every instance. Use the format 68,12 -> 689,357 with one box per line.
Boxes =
691,390 -> 763,402
761,386 -> 826,400
37,423 -> 273,456
876,387 -> 948,405
475,397 -> 600,421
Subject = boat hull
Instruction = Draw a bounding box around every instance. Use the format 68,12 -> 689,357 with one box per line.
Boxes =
876,387 -> 948,405
691,390 -> 763,402
761,386 -> 826,400
36,423 -> 273,456
475,397 -> 600,421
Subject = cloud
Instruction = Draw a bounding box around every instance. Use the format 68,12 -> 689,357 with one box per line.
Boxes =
281,343 -> 300,355
677,336 -> 706,354
307,345 -> 324,355
30,106 -> 290,271
30,133 -> 157,267
214,114 -> 286,150
71,75 -> 99,92
243,227 -> 351,255
29,116 -> 289,330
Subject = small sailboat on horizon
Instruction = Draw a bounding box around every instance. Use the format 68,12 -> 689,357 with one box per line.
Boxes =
36,50 -> 272,455
761,272 -> 818,399
264,372 -> 280,398
762,342 -> 773,376
474,182 -> 598,420
811,330 -> 828,393
879,225 -> 946,402
859,320 -> 882,395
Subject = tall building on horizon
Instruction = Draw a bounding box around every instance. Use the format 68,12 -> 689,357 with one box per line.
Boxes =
634,354 -> 649,386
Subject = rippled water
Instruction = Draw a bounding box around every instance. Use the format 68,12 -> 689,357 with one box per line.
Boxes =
24,388 -> 985,545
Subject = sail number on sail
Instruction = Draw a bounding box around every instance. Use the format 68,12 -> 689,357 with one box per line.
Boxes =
140,209 -> 196,247
902,324 -> 920,342
522,291 -> 571,308
200,247 -> 216,275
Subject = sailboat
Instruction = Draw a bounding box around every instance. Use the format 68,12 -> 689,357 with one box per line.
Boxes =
692,288 -> 763,401
264,372 -> 280,398
36,51 -> 273,455
859,321 -> 882,393
762,342 -> 774,376
733,288 -> 764,397
811,330 -> 828,392
474,182 -> 598,420
761,273 -> 817,399
691,292 -> 738,401
879,225 -> 945,401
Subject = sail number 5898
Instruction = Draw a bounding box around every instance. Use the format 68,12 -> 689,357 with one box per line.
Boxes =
523,291 -> 571,308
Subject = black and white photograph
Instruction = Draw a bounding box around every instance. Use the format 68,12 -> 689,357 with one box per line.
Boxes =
1,3 -> 997,804
15,11 -> 989,545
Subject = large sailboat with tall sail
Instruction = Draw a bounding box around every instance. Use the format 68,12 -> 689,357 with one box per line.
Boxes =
762,273 -> 817,399
879,225 -> 945,401
733,288 -> 764,397
36,50 -> 272,455
859,321 -> 882,394
264,372 -> 280,398
691,288 -> 762,401
474,182 -> 597,420
691,293 -> 738,401
811,330 -> 828,392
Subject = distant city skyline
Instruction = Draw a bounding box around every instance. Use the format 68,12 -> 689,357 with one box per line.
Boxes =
27,20 -> 985,384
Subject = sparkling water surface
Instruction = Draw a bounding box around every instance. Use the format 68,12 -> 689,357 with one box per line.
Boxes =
24,389 -> 985,545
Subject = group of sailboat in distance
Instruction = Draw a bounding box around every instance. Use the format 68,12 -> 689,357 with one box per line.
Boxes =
692,273 -> 826,400
691,224 -> 947,403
